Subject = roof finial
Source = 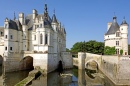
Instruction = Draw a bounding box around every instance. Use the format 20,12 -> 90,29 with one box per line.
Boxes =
14,11 -> 16,20
123,16 -> 125,19
54,8 -> 55,14
121,16 -> 127,25
114,12 -> 115,16
44,3 -> 48,18
45,4 -> 47,13
113,12 -> 117,21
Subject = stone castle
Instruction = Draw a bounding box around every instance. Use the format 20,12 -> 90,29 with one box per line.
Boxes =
104,16 -> 128,55
0,4 -> 73,73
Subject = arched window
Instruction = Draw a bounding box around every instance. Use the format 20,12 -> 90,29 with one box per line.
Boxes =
45,34 -> 48,45
40,34 -> 43,44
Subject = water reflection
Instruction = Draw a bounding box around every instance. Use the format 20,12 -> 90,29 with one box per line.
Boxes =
30,68 -> 117,86
30,70 -> 77,86
0,66 -> 118,86
0,66 -> 31,86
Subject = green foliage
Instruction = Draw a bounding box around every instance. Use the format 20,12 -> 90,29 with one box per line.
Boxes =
71,42 -> 84,53
128,45 -> 130,55
70,40 -> 104,54
104,46 -> 116,55
66,48 -> 70,52
120,49 -> 123,55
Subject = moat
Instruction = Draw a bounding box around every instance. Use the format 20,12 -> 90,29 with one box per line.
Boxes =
0,66 -> 123,86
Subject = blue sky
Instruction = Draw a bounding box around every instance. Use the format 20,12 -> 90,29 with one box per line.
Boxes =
0,0 -> 130,49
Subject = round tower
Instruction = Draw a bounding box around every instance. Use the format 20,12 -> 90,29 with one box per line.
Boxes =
120,17 -> 129,55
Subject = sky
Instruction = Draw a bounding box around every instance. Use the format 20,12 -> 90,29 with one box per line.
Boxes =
0,0 -> 130,49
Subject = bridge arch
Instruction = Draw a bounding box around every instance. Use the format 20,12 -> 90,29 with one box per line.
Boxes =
85,59 -> 99,71
19,56 -> 34,70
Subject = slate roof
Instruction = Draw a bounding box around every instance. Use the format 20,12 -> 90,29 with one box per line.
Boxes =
52,14 -> 57,23
25,14 -> 33,30
121,18 -> 128,25
44,18 -> 52,28
15,20 -> 22,31
105,16 -> 120,35
8,20 -> 18,30
3,4 -> 66,34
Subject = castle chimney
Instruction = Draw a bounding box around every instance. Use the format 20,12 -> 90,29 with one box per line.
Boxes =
19,13 -> 24,25
33,9 -> 37,20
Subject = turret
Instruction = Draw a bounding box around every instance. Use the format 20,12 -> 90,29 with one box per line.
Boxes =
120,17 -> 128,34
120,17 -> 129,55
51,10 -> 58,31
19,13 -> 24,25
33,9 -> 37,20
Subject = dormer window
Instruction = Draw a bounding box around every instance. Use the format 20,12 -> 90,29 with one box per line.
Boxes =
116,32 -> 120,37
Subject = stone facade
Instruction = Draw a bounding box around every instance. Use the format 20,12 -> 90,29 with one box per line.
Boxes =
0,4 -> 72,73
104,16 -> 128,55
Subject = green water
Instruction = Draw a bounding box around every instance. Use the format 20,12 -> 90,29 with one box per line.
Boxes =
0,66 -> 118,86
29,67 -> 116,86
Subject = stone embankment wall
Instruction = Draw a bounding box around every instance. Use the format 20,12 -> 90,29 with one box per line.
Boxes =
62,52 -> 73,69
4,53 -> 21,72
118,56 -> 130,79
3,51 -> 73,73
100,55 -> 118,84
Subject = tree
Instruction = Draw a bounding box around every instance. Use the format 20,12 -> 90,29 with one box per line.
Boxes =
85,40 -> 104,54
70,40 -> 104,55
128,45 -> 130,55
104,46 -> 116,55
66,48 -> 70,52
120,49 -> 123,55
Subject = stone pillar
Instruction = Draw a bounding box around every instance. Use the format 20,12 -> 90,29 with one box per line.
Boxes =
78,70 -> 86,86
78,52 -> 86,69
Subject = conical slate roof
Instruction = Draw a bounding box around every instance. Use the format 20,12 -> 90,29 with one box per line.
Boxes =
105,16 -> 119,35
52,13 -> 57,23
121,18 -> 128,25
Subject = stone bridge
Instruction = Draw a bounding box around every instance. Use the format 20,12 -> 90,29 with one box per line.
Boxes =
73,52 -> 130,85
73,52 -> 102,70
